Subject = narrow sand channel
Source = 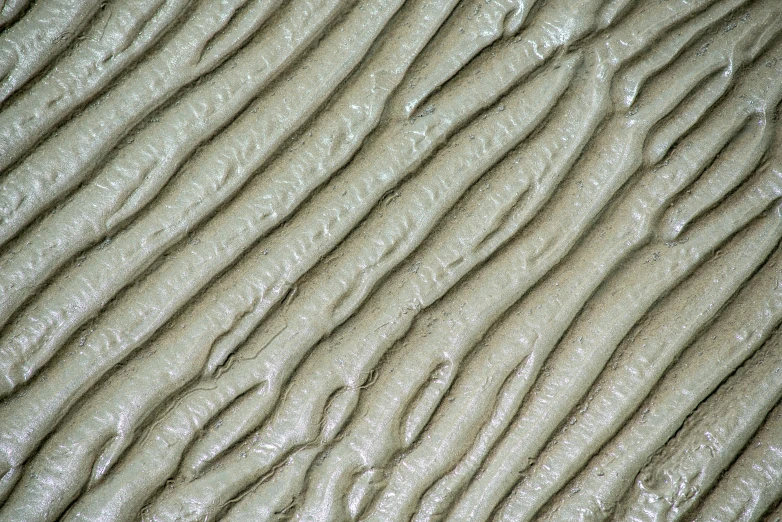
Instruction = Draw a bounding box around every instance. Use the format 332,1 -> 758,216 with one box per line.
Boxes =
1,0 -> 781,520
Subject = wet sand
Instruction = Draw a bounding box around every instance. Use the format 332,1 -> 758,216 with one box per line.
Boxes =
0,0 -> 781,520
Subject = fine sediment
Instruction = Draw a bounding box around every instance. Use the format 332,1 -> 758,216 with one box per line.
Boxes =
1,0 -> 781,521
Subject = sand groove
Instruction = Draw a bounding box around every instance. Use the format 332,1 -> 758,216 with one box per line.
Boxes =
1,0 -> 782,520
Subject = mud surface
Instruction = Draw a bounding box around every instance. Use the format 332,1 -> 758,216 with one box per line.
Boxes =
1,0 -> 782,520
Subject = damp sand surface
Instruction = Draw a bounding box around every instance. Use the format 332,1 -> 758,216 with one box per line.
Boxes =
1,0 -> 782,520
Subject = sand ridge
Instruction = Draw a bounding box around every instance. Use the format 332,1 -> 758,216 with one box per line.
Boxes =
1,0 -> 782,520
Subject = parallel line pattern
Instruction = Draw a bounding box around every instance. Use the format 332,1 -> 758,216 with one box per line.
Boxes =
1,0 -> 781,521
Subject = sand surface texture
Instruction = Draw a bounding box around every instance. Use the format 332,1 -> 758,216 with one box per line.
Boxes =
1,0 -> 782,520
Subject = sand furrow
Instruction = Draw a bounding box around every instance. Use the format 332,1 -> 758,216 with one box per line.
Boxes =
0,0 -> 280,246
0,0 -> 191,169
1,0 -> 781,520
